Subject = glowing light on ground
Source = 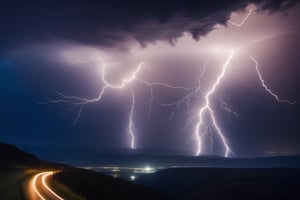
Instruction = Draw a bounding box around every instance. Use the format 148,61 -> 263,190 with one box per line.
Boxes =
130,175 -> 136,180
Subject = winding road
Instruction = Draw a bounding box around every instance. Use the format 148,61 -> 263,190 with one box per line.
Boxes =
24,171 -> 64,200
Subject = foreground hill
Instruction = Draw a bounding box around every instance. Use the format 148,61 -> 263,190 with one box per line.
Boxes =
0,142 -> 168,200
0,142 -> 67,170
0,142 -> 66,200
53,168 -> 169,200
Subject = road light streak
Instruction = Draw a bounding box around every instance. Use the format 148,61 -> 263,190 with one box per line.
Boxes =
32,171 -> 64,200
41,172 -> 64,200
32,173 -> 46,200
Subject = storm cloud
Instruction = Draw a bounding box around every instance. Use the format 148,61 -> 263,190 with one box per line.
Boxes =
0,0 -> 298,50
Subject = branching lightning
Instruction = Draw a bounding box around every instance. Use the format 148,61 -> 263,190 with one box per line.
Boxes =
250,56 -> 296,104
44,62 -> 191,149
43,63 -> 143,148
219,98 -> 240,121
162,57 -> 210,119
194,50 -> 234,157
43,5 -> 296,156
228,7 -> 254,27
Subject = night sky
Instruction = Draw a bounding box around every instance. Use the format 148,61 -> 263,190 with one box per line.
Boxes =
0,0 -> 300,157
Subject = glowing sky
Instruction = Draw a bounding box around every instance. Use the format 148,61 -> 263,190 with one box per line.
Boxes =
0,0 -> 299,157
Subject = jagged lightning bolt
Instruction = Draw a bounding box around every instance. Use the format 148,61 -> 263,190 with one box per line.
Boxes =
137,78 -> 193,119
43,62 -> 143,149
44,61 -> 191,149
148,86 -> 154,119
249,56 -> 296,104
219,98 -> 240,121
42,5 -> 297,156
228,8 -> 253,27
128,88 -> 136,149
248,31 -> 295,46
101,62 -> 143,89
194,50 -> 234,157
162,57 -> 210,119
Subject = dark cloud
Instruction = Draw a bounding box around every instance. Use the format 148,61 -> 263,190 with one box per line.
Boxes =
0,0 -> 298,50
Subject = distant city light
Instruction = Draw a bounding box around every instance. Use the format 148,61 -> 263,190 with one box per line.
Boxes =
143,166 -> 155,173
130,175 -> 136,180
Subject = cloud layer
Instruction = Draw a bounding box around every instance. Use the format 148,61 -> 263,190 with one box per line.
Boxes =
0,0 -> 298,51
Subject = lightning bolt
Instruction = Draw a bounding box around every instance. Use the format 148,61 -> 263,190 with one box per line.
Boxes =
194,50 -> 234,157
137,78 -> 193,119
43,62 -> 143,149
147,86 -> 154,120
128,88 -> 136,149
228,8 -> 253,27
249,56 -> 296,104
101,62 -> 143,89
162,57 -> 210,119
42,5 -> 296,156
219,98 -> 240,121
43,61 -> 190,149
248,31 -> 295,45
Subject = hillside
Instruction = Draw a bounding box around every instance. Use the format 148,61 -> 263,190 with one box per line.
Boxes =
0,142 -> 168,200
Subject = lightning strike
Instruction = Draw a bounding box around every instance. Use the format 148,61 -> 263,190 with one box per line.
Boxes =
248,31 -> 295,45
137,78 -> 193,119
250,56 -> 296,104
228,8 -> 254,27
194,50 -> 234,157
128,88 -> 136,149
219,98 -> 240,121
42,4 -> 297,157
148,86 -> 154,119
43,63 -> 143,149
101,62 -> 143,89
45,61 -> 191,149
163,57 -> 211,119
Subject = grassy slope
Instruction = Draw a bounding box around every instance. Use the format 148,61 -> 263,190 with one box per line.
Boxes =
0,142 -> 72,200
0,169 -> 33,200
0,142 -> 168,200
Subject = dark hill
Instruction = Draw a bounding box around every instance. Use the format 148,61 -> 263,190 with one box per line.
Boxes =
0,142 -> 169,200
0,142 -> 38,166
137,167 -> 300,200
0,142 -> 65,170
54,168 -> 169,200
